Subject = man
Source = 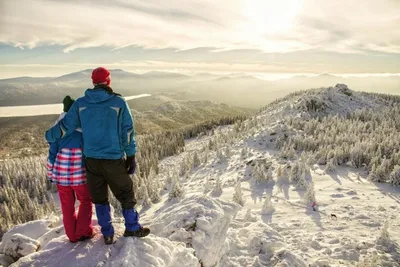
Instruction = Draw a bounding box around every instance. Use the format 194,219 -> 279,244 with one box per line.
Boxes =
45,67 -> 150,245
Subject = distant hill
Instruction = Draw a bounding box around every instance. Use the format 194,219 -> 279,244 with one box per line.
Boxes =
0,70 -> 399,108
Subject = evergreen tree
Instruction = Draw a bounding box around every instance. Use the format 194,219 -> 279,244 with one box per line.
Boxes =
389,165 -> 400,186
233,181 -> 244,206
192,152 -> 201,168
169,176 -> 185,199
261,195 -> 274,214
304,181 -> 316,203
212,176 -> 223,195
325,158 -> 337,173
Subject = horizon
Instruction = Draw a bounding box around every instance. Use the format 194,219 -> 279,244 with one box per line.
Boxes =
1,68 -> 400,81
1,0 -> 400,80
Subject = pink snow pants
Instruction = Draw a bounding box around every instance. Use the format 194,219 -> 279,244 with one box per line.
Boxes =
57,184 -> 93,242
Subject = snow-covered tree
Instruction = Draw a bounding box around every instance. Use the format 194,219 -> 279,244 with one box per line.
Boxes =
192,152 -> 201,168
276,165 -> 289,189
303,181 -> 316,203
261,195 -> 274,214
179,160 -> 188,177
244,208 -> 257,222
265,167 -> 274,183
141,184 -> 152,208
240,147 -> 248,158
217,149 -> 225,162
388,165 -> 400,186
225,147 -> 232,158
290,161 -> 301,183
253,162 -> 263,182
325,158 -> 337,173
169,176 -> 185,200
233,181 -> 244,206
376,220 -> 391,247
212,176 -> 223,195
296,169 -> 308,189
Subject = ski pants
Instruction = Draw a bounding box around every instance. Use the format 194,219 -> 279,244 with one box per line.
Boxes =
57,184 -> 93,242
85,158 -> 136,209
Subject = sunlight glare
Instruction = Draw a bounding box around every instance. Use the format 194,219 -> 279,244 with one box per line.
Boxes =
243,0 -> 301,35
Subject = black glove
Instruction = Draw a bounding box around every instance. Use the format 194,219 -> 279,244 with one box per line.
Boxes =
126,155 -> 136,174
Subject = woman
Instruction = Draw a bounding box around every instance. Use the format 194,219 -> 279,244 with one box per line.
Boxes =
47,96 -> 93,243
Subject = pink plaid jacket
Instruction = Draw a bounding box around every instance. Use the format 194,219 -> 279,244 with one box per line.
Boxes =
47,148 -> 86,186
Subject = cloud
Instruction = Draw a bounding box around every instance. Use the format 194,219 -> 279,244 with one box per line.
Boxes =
0,0 -> 399,54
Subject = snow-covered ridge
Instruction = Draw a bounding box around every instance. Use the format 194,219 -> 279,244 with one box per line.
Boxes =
263,84 -> 397,121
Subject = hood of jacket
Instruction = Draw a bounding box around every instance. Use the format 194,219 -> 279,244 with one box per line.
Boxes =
84,88 -> 115,104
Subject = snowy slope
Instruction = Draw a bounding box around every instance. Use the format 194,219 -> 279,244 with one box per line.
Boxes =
263,84 -> 393,121
1,84 -> 400,267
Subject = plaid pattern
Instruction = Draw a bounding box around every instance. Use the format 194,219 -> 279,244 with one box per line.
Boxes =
47,148 -> 86,186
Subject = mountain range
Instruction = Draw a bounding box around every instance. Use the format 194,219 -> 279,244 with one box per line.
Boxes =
0,70 -> 399,108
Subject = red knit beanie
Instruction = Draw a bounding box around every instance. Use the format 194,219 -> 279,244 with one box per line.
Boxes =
92,67 -> 111,85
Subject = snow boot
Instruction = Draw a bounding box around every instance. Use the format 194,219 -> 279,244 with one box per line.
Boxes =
78,233 -> 95,241
123,227 -> 150,238
104,235 -> 115,245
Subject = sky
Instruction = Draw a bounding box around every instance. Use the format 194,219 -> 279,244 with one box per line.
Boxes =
0,0 -> 399,78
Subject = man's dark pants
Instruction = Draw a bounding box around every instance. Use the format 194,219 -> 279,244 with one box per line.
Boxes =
85,158 -> 139,236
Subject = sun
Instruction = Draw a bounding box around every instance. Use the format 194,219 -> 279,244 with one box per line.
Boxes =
243,0 -> 301,35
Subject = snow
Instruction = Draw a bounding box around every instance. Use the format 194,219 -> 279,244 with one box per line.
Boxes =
0,94 -> 151,117
2,234 -> 40,260
7,222 -> 199,267
151,195 -> 240,267
2,85 -> 400,266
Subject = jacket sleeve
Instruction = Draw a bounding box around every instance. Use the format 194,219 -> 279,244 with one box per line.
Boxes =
120,100 -> 136,157
46,141 -> 58,181
48,142 -> 58,165
45,101 -> 81,143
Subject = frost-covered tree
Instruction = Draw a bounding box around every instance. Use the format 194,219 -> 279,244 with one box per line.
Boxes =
276,165 -> 289,189
271,103 -> 400,186
225,147 -> 232,158
169,176 -> 185,200
376,220 -> 391,247
252,162 -> 262,182
290,161 -> 303,183
179,160 -> 188,177
141,184 -> 152,208
233,181 -> 244,206
280,144 -> 296,160
136,182 -> 149,204
303,181 -> 316,203
325,158 -> 337,173
388,165 -> 400,186
265,167 -> 274,183
261,195 -> 274,214
240,147 -> 248,158
192,152 -> 201,168
253,161 -> 272,184
216,149 -> 225,162
202,148 -> 209,164
212,177 -> 223,195
0,156 -> 56,239
244,208 -> 257,222
296,168 -> 308,189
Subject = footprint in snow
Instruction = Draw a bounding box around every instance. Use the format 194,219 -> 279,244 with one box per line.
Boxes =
346,190 -> 357,195
330,193 -> 345,198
